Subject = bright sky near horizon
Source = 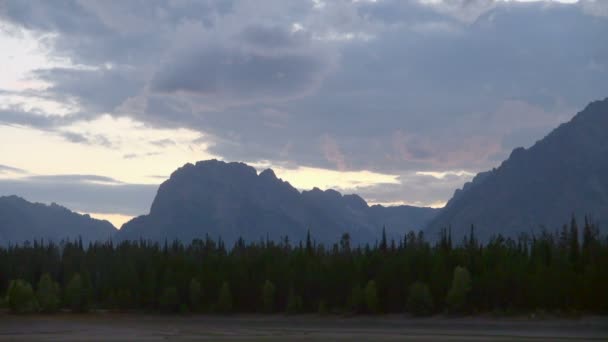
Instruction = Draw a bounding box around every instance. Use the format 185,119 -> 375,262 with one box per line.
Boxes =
0,0 -> 606,227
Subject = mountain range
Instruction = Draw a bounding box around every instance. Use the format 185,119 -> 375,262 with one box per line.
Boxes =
1,98 -> 606,245
426,98 -> 608,241
0,195 -> 116,245
116,160 -> 437,245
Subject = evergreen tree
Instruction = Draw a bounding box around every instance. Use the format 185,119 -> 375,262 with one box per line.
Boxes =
66,273 -> 89,313
217,281 -> 232,314
380,226 -> 388,252
0,218 -> 606,316
317,300 -> 328,315
189,278 -> 202,312
407,281 -> 434,316
340,233 -> 351,253
570,215 -> 580,265
286,288 -> 303,314
306,229 -> 313,254
349,284 -> 364,313
364,280 -> 379,314
261,280 -> 276,313
446,266 -> 472,314
159,287 -> 179,313
37,274 -> 60,313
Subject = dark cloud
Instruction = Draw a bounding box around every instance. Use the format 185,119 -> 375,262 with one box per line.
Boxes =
0,177 -> 157,216
0,108 -> 116,148
239,24 -> 307,49
0,108 -> 72,129
152,47 -> 329,100
150,20 -> 336,105
33,67 -> 143,114
2,0 -> 607,207
198,1 -> 606,173
59,131 -> 114,147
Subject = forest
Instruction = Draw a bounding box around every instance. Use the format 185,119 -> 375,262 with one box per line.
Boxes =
1,216 -> 607,316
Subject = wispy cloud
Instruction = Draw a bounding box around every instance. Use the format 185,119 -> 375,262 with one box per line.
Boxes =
0,164 -> 26,174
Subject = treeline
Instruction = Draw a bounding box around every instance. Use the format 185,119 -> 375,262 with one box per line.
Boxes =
1,217 -> 607,315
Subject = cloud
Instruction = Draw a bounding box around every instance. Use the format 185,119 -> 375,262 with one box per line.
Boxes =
149,20 -> 336,107
0,176 -> 157,216
0,108 -> 72,129
1,0 -> 607,208
580,0 -> 608,17
123,152 -> 161,160
24,174 -> 123,185
320,134 -> 347,171
416,170 -> 476,180
0,164 -> 26,174
354,170 -> 476,208
150,139 -> 176,147
263,163 -> 400,191
59,131 -> 114,147
419,0 -> 498,23
32,66 -> 144,114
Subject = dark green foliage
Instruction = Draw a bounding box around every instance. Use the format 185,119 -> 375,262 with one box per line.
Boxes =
159,287 -> 179,313
189,278 -> 202,312
217,282 -> 232,313
349,284 -> 364,313
7,279 -> 38,314
364,280 -> 379,314
318,300 -> 328,315
407,281 -> 433,316
36,274 -> 60,313
0,219 -> 607,315
261,280 -> 275,313
115,289 -> 133,311
570,216 -> 580,266
446,266 -> 472,314
65,273 -> 89,313
286,289 -> 303,314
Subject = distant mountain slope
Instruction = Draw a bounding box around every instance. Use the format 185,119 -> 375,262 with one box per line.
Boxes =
117,160 -> 438,245
0,196 -> 117,245
426,98 -> 608,241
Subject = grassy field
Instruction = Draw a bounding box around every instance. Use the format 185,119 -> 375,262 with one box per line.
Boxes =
1,313 -> 607,341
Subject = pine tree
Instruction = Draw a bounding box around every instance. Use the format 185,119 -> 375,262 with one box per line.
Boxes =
407,281 -> 434,316
262,280 -> 276,313
380,226 -> 388,252
286,288 -> 303,314
217,281 -> 232,314
569,215 -> 580,266
189,278 -> 202,312
306,229 -> 313,254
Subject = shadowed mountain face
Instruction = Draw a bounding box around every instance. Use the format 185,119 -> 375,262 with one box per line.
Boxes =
117,160 -> 438,245
0,196 -> 116,245
426,98 -> 608,241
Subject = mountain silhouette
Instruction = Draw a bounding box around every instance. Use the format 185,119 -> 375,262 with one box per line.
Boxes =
117,160 -> 438,245
426,98 -> 608,241
0,195 -> 116,245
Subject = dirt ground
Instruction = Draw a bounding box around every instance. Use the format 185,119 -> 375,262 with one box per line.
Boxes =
0,313 -> 607,341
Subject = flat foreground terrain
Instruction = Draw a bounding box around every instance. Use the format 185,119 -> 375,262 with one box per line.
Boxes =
1,314 -> 607,341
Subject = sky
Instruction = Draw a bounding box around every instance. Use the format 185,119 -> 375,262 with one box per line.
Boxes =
0,0 -> 606,228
